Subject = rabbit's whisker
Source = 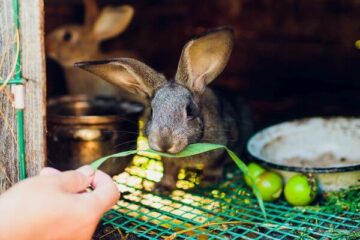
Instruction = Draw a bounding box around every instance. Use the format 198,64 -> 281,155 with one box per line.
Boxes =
113,140 -> 137,149
100,130 -> 139,135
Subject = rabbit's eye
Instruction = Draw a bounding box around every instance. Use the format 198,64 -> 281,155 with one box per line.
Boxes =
186,105 -> 195,121
63,31 -> 72,42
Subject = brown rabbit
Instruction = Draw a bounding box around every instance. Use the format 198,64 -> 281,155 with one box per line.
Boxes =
75,28 -> 252,192
46,0 -> 136,95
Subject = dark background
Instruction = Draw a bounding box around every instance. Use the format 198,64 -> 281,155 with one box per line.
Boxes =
45,0 -> 360,128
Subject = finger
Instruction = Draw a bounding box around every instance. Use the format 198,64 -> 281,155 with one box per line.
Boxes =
58,170 -> 92,193
40,167 -> 61,176
76,165 -> 95,178
86,171 -> 120,212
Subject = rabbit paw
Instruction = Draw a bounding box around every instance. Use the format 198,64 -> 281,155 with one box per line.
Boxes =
199,175 -> 222,188
153,181 -> 175,195
200,166 -> 223,188
153,175 -> 177,194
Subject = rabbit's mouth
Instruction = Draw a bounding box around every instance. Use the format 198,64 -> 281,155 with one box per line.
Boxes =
167,142 -> 187,154
148,136 -> 188,154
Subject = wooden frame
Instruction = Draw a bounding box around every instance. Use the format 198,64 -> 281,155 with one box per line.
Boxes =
0,0 -> 46,192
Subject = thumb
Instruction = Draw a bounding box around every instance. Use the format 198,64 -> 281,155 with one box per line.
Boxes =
84,170 -> 120,213
58,166 -> 94,193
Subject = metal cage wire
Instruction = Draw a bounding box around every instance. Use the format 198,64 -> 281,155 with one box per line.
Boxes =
96,154 -> 360,239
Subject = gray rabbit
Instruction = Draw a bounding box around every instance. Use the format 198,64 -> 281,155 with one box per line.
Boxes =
75,27 -> 252,191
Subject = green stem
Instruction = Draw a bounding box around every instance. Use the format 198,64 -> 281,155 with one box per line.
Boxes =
12,0 -> 26,179
12,0 -> 22,82
17,109 -> 26,179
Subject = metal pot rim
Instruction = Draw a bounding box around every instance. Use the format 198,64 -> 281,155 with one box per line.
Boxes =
47,94 -> 143,125
246,116 -> 360,173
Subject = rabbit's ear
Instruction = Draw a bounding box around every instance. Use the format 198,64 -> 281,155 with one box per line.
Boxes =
75,58 -> 166,103
92,5 -> 134,41
84,0 -> 99,28
175,27 -> 234,94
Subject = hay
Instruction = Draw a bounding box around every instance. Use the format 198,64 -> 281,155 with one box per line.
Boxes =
0,0 -> 21,193
0,28 -> 19,91
0,6 -> 19,143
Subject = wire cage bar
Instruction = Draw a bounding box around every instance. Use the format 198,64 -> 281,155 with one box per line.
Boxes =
94,154 -> 360,239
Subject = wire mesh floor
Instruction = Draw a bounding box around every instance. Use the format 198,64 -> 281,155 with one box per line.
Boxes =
96,155 -> 360,240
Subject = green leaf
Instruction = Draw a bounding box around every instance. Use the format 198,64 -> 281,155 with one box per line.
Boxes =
90,150 -> 138,170
143,143 -> 225,158
89,143 -> 267,220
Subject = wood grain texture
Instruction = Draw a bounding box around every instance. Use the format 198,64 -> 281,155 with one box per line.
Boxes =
0,0 -> 45,193
20,0 -> 46,177
0,0 -> 20,192
0,90 -> 18,193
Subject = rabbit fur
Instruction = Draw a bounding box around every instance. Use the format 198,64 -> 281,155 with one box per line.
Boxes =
75,27 -> 252,191
46,0 -> 137,95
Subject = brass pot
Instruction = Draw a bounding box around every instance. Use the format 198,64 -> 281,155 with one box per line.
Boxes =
47,95 -> 143,176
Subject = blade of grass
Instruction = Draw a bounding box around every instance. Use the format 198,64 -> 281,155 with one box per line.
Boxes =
89,143 -> 267,220
224,147 -> 267,220
90,150 -> 137,170
142,143 -> 225,158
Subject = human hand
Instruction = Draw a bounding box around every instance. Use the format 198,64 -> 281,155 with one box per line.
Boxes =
0,166 -> 120,240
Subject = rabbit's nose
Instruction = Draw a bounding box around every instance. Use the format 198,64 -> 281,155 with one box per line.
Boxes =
158,138 -> 172,153
148,135 -> 172,153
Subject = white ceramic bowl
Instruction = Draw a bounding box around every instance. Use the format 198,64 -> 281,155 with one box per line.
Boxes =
247,117 -> 360,192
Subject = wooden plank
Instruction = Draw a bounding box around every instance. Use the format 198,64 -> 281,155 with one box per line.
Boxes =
0,0 -> 20,192
19,0 -> 46,177
0,0 -> 46,193
0,90 -> 18,192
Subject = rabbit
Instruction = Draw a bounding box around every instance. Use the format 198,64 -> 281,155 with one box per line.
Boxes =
75,27 -> 252,192
46,0 -> 137,96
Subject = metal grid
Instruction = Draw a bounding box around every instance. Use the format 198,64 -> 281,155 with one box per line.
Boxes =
99,155 -> 360,239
